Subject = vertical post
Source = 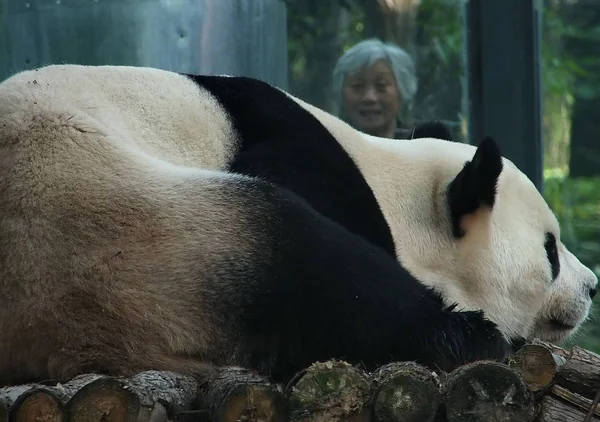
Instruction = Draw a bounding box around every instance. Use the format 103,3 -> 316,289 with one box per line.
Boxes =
464,0 -> 544,191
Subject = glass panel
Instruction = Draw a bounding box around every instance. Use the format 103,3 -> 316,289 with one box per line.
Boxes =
0,0 -> 289,89
541,0 -> 600,352
286,0 -> 469,142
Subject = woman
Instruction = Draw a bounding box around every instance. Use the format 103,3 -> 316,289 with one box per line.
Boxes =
331,38 -> 418,139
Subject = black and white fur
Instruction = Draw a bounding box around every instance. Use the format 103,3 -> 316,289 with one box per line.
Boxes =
0,65 -> 595,387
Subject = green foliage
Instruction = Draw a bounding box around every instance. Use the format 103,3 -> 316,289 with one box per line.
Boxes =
541,4 -> 578,172
411,0 -> 465,139
544,175 -> 600,275
543,175 -> 600,352
541,1 -> 600,352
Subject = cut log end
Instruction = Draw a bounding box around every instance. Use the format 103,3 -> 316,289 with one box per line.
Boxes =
508,344 -> 560,393
65,374 -> 139,422
371,361 -> 441,422
219,383 -> 286,422
10,389 -> 65,422
287,360 -> 372,421
442,361 -> 535,422
200,367 -> 287,422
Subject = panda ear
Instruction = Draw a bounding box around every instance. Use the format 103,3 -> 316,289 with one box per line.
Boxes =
447,136 -> 503,238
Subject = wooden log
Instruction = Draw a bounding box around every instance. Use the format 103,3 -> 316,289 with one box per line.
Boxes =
286,360 -> 372,422
125,371 -> 202,422
540,384 -> 600,421
370,361 -> 441,422
535,389 -> 600,422
555,345 -> 600,400
0,385 -> 34,422
0,385 -> 32,422
529,340 -> 572,360
64,374 -> 140,422
9,386 -> 67,422
0,383 -> 70,422
197,366 -> 287,422
1,372 -> 203,422
141,402 -> 169,422
441,361 -> 535,422
507,343 -> 565,395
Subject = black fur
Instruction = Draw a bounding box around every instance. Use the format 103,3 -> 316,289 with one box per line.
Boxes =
183,74 -> 397,260
411,121 -> 453,141
176,75 -> 514,381
208,176 -> 513,382
447,137 -> 504,238
545,232 -> 560,281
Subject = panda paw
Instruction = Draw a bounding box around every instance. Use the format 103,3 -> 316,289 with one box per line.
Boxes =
435,309 -> 515,371
461,310 -> 514,362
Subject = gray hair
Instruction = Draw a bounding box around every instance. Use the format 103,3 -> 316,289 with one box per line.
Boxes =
331,38 -> 418,121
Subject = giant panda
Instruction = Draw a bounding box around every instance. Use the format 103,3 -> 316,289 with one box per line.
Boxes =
0,64 -> 596,388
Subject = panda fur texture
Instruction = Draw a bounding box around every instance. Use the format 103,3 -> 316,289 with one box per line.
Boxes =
0,64 -> 596,387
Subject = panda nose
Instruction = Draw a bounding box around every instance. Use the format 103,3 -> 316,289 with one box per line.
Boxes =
590,288 -> 597,300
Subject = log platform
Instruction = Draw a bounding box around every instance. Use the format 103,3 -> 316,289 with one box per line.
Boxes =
2,341 -> 599,421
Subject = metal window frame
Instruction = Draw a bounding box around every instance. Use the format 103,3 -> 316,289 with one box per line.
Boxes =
464,0 -> 544,191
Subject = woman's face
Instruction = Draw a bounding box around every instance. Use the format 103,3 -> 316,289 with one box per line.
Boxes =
342,59 -> 402,138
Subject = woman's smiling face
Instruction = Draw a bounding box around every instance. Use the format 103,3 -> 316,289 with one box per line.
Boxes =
342,59 -> 402,138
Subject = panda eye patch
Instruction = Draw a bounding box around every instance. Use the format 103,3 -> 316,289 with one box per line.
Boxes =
544,232 -> 560,281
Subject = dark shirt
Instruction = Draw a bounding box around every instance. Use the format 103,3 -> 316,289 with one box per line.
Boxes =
394,119 -> 413,139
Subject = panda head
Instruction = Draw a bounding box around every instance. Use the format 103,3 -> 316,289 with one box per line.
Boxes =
356,130 -> 598,344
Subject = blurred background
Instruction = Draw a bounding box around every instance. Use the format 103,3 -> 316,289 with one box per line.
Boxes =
0,0 -> 598,352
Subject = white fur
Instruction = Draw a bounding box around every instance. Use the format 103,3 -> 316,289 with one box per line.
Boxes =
0,63 -> 596,356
